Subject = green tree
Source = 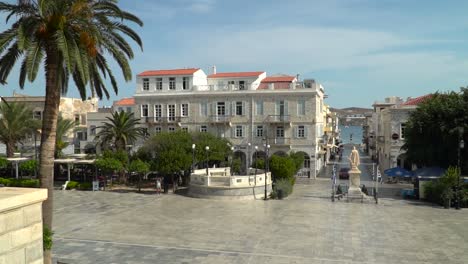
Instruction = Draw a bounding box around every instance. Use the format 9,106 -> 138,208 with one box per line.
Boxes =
402,89 -> 467,173
19,159 -> 38,176
192,132 -> 231,167
0,102 -> 36,157
55,116 -> 77,158
0,156 -> 7,168
0,2 -> 142,255
289,152 -> 305,173
128,159 -> 149,192
269,155 -> 296,182
96,111 -> 146,151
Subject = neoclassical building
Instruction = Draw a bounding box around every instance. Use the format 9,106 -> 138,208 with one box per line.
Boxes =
133,68 -> 326,177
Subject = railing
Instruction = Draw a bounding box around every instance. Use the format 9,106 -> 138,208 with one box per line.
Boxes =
143,116 -> 182,123
209,115 -> 231,123
267,115 -> 291,123
190,168 -> 271,188
193,84 -> 254,92
271,137 -> 291,145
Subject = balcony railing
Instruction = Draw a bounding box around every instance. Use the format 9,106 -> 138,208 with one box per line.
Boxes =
209,115 -> 231,123
143,116 -> 182,123
193,84 -> 253,92
270,137 -> 291,145
266,115 -> 291,123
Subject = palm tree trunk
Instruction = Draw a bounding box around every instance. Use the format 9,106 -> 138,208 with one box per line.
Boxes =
40,49 -> 60,264
6,141 -> 15,157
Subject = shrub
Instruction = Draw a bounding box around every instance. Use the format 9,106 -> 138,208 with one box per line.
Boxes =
0,177 -> 39,188
275,178 -> 294,198
66,181 -> 79,190
78,182 -> 92,190
269,155 -> 296,181
0,157 -> 7,169
43,226 -> 53,250
19,160 -> 38,176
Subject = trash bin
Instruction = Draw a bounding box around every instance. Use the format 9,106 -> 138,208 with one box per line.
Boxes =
277,189 -> 284,200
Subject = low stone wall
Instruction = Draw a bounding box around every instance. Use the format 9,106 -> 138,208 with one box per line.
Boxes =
188,184 -> 272,200
0,187 -> 47,264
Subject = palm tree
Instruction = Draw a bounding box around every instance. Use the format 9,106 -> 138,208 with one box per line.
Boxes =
0,101 -> 37,157
55,116 -> 77,158
0,1 -> 142,262
96,111 -> 146,151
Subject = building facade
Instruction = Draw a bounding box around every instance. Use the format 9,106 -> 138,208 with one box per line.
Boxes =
133,68 -> 326,177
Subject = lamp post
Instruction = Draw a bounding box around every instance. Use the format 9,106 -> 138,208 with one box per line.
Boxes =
456,128 -> 465,210
230,146 -> 234,175
264,144 -> 270,200
191,144 -> 196,173
254,146 -> 258,181
205,146 -> 210,176
247,142 -> 251,175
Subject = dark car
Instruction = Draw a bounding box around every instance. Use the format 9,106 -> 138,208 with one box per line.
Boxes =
339,168 -> 350,179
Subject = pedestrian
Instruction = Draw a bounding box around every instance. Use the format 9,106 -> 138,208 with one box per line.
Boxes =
361,184 -> 369,195
156,177 -> 162,195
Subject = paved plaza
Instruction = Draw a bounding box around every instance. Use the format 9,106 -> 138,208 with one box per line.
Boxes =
52,176 -> 468,264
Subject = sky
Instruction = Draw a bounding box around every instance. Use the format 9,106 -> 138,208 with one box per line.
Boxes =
1,0 -> 468,108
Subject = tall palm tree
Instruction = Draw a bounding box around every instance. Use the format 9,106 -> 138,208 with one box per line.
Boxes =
0,101 -> 37,157
96,111 -> 146,151
55,116 -> 77,158
0,1 -> 142,262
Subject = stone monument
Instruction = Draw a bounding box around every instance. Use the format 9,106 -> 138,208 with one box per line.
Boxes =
347,146 -> 365,198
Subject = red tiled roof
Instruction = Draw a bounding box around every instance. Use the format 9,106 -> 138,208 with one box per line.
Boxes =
260,76 -> 295,83
207,72 -> 265,78
114,97 -> 135,106
402,94 -> 433,106
138,68 -> 200,77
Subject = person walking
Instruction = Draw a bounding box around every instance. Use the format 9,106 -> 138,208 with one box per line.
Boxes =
156,177 -> 162,195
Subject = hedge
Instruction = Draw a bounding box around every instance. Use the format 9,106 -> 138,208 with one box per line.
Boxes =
0,177 -> 40,188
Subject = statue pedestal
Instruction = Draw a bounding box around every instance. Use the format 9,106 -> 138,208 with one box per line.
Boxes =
348,168 -> 364,199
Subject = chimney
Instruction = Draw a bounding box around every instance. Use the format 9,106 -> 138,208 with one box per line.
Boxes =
212,65 -> 217,75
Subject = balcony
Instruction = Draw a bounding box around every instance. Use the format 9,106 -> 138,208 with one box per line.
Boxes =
193,84 -> 253,92
266,115 -> 291,124
270,137 -> 291,145
209,115 -> 232,124
143,116 -> 182,124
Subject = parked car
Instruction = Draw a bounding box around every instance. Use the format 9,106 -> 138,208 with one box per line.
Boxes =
339,168 -> 350,179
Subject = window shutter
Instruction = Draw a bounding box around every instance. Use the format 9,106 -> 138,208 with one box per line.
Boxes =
242,101 -> 246,116
305,126 -> 308,138
211,102 -> 216,116
285,101 -> 289,115
242,125 -> 246,138
275,100 -> 280,115
231,127 -> 235,138
232,101 -> 236,116
293,127 -> 297,138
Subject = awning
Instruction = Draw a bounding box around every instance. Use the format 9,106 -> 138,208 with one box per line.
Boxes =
6,157 -> 31,179
384,166 -> 413,178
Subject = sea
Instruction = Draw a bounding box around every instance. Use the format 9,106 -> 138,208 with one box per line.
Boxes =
339,125 -> 363,144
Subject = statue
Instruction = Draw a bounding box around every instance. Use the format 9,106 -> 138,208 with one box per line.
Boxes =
348,146 -> 360,170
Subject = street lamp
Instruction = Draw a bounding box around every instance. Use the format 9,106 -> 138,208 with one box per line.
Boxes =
456,128 -> 465,210
205,146 -> 210,176
230,146 -> 235,175
247,142 -> 251,175
191,144 -> 196,173
264,144 -> 270,200
254,146 -> 258,181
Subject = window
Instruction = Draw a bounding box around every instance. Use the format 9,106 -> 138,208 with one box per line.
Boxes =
235,101 -> 243,115
181,127 -> 188,132
400,123 -> 406,139
118,107 -> 123,112
156,78 -> 163,90
200,125 -> 207,133
200,102 -> 208,116
181,103 -> 189,117
141,104 -> 149,117
89,126 -> 96,135
168,126 -> 176,132
183,77 -> 189,90
167,104 -> 175,121
278,101 -> 285,115
74,114 -> 80,123
143,78 -> 149,90
256,125 -> 264,137
154,105 -> 162,121
276,126 -> 284,138
155,126 -> 162,133
76,131 -> 87,141
228,80 -> 235,87
33,111 -> 42,120
126,107 -> 132,113
297,125 -> 305,138
217,102 -> 225,116
239,80 -> 245,90
298,100 -> 306,115
169,77 -> 176,90
256,100 -> 263,115
236,125 -> 243,138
